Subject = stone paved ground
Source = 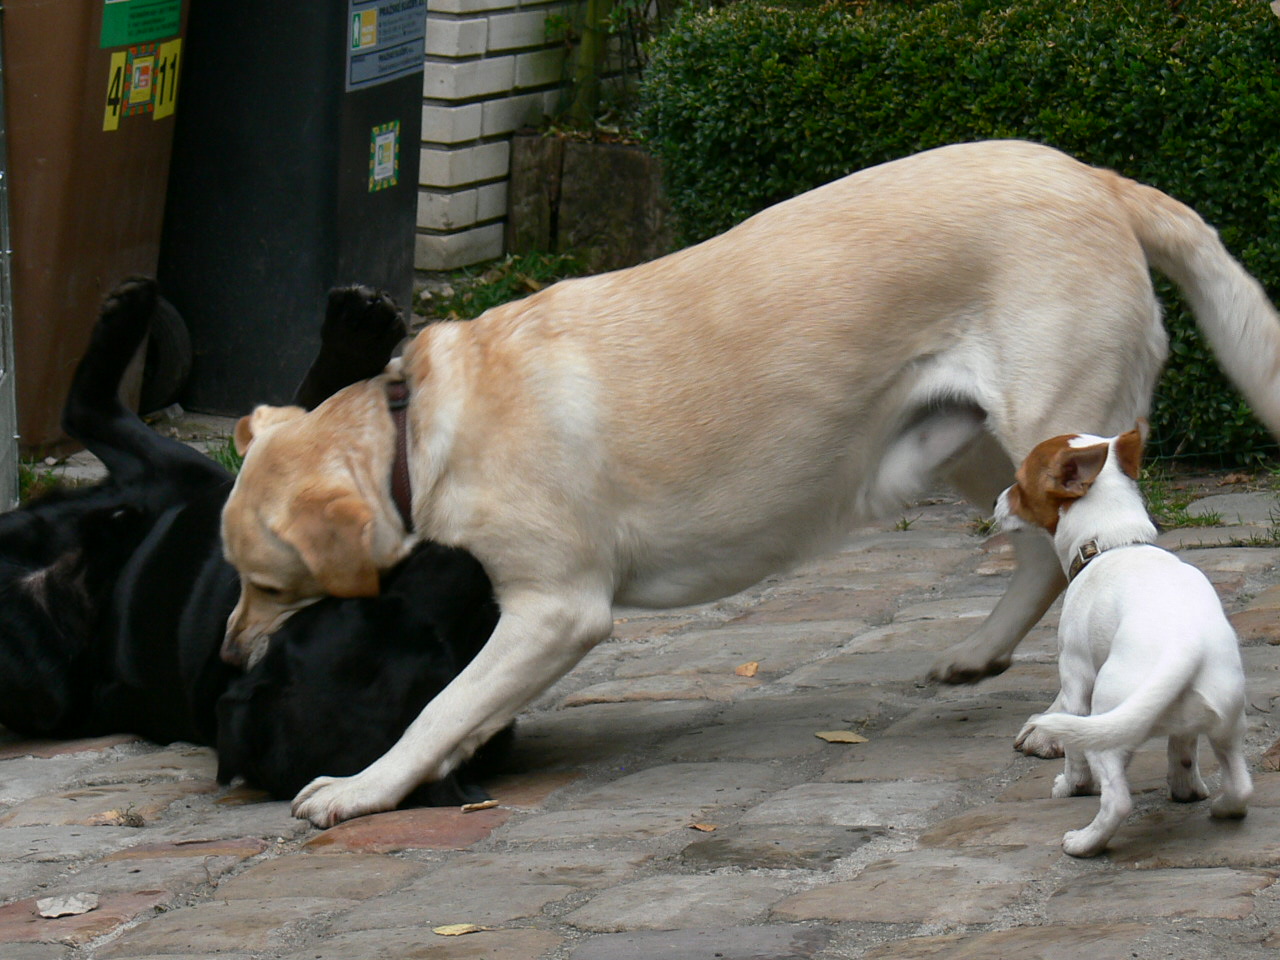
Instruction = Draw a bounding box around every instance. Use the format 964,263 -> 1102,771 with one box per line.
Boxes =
3,467 -> 1280,959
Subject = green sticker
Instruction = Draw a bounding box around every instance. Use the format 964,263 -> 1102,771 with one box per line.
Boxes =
101,0 -> 181,49
369,121 -> 400,192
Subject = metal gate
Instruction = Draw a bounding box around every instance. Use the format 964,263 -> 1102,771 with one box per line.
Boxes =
0,9 -> 17,509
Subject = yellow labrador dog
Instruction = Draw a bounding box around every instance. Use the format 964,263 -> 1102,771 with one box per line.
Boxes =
221,140 -> 1280,827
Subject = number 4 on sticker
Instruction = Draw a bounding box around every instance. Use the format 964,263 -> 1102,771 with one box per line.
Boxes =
103,51 -> 127,131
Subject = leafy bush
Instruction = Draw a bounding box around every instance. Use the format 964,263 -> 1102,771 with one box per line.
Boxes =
637,0 -> 1280,460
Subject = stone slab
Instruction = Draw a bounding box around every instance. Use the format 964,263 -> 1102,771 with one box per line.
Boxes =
821,733 -> 1023,783
679,824 -> 887,870
570,925 -> 833,960
1044,867 -> 1273,921
81,745 -> 218,785
879,696 -> 1042,739
304,806 -> 511,854
861,923 -> 1155,960
0,891 -> 169,947
0,735 -> 139,762
565,762 -> 784,812
564,875 -> 793,933
772,847 -> 1050,924
0,781 -> 217,828
1187,492 -> 1280,525
279,927 -> 563,960
560,674 -> 761,706
498,807 -> 693,843
216,853 -> 427,900
740,781 -> 960,830
97,898 -> 357,956
330,850 -> 650,931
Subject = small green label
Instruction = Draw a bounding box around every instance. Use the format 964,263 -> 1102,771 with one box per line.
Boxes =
369,121 -> 401,192
101,0 -> 181,49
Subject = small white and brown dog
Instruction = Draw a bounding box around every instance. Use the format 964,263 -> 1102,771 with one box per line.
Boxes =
1001,422 -> 1251,858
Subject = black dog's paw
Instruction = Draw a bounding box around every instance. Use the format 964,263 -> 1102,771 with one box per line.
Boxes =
99,277 -> 159,343
322,285 -> 407,359
65,278 -> 159,429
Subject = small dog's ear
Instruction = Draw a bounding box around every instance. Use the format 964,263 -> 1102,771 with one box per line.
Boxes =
1115,419 -> 1148,481
1048,443 -> 1108,497
234,404 -> 307,456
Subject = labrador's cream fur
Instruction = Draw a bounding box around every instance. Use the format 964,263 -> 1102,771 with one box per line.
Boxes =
220,141 -> 1280,826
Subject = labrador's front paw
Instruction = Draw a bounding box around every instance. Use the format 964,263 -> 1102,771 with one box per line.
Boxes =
926,645 -> 1011,685
291,774 -> 400,829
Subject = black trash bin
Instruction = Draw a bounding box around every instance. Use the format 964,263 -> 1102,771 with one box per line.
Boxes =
159,0 -> 426,414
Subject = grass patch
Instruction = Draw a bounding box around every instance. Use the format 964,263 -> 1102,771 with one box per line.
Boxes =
1140,465 -> 1222,530
416,252 -> 586,323
18,460 -> 62,504
208,438 -> 244,475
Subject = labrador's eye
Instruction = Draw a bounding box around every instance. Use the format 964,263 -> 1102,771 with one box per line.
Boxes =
254,584 -> 284,598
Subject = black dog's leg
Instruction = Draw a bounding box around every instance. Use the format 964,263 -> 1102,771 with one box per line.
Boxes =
61,279 -> 222,485
291,286 -> 407,411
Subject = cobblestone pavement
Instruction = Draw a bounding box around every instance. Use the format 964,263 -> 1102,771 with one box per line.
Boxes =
3,469 -> 1280,959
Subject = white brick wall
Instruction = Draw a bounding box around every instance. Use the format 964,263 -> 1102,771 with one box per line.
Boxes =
417,0 -> 570,271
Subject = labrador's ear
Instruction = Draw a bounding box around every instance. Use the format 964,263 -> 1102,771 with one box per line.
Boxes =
1115,419 -> 1148,481
234,405 -> 307,456
279,492 -> 381,598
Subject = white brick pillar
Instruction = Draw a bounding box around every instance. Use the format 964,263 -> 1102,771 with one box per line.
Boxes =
418,0 -> 568,271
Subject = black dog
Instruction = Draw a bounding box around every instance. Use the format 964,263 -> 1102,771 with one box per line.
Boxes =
1,279 -> 504,805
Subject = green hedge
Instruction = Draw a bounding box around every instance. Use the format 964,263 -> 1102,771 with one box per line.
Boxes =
637,0 -> 1280,461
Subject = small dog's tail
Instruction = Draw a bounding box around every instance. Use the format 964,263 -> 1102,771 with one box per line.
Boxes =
1116,176 -> 1280,438
1028,651 -> 1199,753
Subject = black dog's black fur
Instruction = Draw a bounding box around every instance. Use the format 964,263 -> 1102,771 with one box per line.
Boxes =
0,279 -> 504,805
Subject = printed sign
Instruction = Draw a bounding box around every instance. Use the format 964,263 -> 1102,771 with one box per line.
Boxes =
103,39 -> 181,130
346,0 -> 427,91
369,121 -> 401,191
101,0 -> 181,49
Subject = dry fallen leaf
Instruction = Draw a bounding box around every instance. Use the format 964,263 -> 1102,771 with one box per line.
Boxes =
735,661 -> 760,677
815,730 -> 869,744
1262,738 -> 1280,772
86,808 -> 146,828
689,822 -> 718,832
460,799 -> 499,813
433,923 -> 485,937
37,894 -> 99,919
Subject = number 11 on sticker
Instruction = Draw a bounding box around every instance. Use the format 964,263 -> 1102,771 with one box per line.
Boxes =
154,39 -> 181,119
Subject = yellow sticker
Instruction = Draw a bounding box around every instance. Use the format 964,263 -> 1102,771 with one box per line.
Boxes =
128,54 -> 155,105
103,51 -> 128,131
154,39 -> 181,119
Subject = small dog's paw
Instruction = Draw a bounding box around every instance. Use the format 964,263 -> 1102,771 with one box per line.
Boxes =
1014,717 -> 1064,759
291,774 -> 399,829
1061,828 -> 1107,858
927,647 -> 1011,685
1169,781 -> 1209,804
1051,770 -> 1096,798
1209,795 -> 1249,820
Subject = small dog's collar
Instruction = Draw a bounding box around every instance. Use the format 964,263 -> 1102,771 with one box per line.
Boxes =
387,380 -> 413,532
1068,539 -> 1149,582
